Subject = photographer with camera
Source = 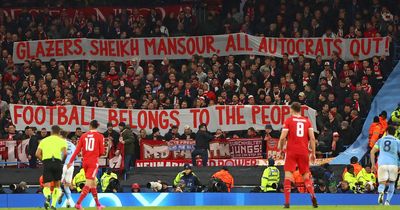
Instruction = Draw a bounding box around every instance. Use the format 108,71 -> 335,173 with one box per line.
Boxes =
191,123 -> 213,166
10,181 -> 28,194
147,181 -> 169,192
101,168 -> 120,193
261,158 -> 280,192
207,177 -> 228,192
173,164 -> 201,192
211,167 -> 234,192
337,181 -> 354,193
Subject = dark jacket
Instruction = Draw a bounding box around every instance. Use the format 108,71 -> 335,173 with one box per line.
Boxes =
28,135 -> 39,156
317,130 -> 333,153
350,117 -> 363,137
146,134 -> 164,141
180,133 -> 196,140
194,131 -> 213,150
174,171 -> 201,192
121,127 -> 136,155
164,129 -> 180,141
103,129 -> 120,148
339,127 -> 355,147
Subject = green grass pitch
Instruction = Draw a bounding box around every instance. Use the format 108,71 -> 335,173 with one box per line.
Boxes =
0,206 -> 398,210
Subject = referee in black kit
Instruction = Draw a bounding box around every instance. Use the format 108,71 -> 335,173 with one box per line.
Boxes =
36,125 -> 67,210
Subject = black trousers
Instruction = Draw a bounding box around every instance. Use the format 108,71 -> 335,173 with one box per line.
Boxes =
191,149 -> 208,166
29,155 -> 37,168
42,159 -> 63,183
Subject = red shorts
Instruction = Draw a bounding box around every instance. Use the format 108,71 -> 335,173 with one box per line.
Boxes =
284,152 -> 310,174
83,162 -> 99,180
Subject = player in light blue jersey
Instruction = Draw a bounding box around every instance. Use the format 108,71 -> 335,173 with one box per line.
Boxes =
60,131 -> 77,208
370,125 -> 400,206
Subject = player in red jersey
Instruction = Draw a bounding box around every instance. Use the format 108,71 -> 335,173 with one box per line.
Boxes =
278,102 -> 318,208
67,120 -> 105,210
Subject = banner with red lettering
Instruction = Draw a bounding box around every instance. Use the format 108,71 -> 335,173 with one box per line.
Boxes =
140,139 -> 231,160
256,158 -> 334,167
229,138 -> 262,158
12,33 -> 390,63
141,140 -> 193,160
135,158 -> 334,167
0,137 -> 109,167
0,139 -> 29,165
10,104 -> 317,134
2,6 -> 188,22
141,138 -> 262,160
136,159 -> 259,167
266,137 -> 284,160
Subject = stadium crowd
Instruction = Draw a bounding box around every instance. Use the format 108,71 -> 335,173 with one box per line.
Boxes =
0,0 -> 399,194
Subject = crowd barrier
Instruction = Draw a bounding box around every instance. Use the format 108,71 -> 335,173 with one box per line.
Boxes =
1,193 -> 399,207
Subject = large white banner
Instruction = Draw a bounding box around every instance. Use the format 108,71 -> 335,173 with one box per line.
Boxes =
0,139 -> 29,164
12,33 -> 390,63
10,104 -> 317,134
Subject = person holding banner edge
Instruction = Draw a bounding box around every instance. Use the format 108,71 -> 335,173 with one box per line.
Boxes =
192,123 -> 213,166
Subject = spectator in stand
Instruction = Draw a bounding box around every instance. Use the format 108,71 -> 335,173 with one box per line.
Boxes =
164,125 -> 180,141
103,122 -> 120,148
105,123 -> 124,171
317,126 -> 333,156
139,129 -> 147,140
68,127 -> 83,143
350,110 -> 363,138
147,127 -> 164,141
27,127 -> 39,168
2,124 -> 17,140
11,126 -> 28,140
192,123 -> 213,166
262,124 -> 279,158
118,122 -> 136,175
338,121 -> 354,150
331,132 -> 342,156
180,125 -> 196,140
214,129 -> 226,140
246,127 -> 259,138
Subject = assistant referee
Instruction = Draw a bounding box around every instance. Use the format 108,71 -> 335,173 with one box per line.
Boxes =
36,125 -> 67,210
